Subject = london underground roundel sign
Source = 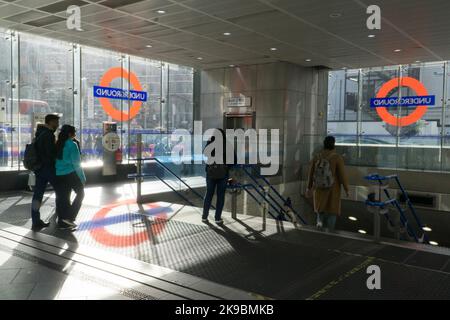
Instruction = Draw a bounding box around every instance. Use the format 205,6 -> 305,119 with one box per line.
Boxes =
94,67 -> 148,122
370,77 -> 435,127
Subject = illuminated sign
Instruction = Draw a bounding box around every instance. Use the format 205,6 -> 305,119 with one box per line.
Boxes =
370,96 -> 435,108
94,86 -> 147,102
227,96 -> 252,107
95,67 -> 146,122
372,77 -> 435,127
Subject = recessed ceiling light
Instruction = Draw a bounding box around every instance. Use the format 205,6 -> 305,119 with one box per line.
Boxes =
270,47 -> 277,51
197,57 -> 203,60
429,241 -> 439,246
223,32 -> 231,36
422,226 -> 432,232
157,10 -> 166,14
368,34 -> 376,38
394,49 -> 402,52
329,13 -> 342,18
415,60 -> 421,63
305,58 -> 311,62
349,216 -> 357,221
229,64 -> 235,67
358,229 -> 367,234
146,45 -> 152,48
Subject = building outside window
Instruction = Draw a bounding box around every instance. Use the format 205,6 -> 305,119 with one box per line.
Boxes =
328,61 -> 450,172
0,28 -> 194,171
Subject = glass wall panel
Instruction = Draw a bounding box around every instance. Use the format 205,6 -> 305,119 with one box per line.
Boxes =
0,29 -> 193,171
81,47 -> 123,164
0,31 -> 12,170
361,66 -> 399,145
19,34 -> 73,164
168,64 -> 194,132
443,62 -> 450,171
327,69 -> 358,144
128,56 -> 163,160
328,61 -> 450,173
358,66 -> 399,168
397,63 -> 444,171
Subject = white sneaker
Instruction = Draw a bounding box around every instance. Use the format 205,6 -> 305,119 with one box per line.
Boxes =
316,221 -> 323,228
202,218 -> 208,223
215,219 -> 224,224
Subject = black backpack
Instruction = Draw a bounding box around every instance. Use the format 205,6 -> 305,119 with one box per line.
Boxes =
23,138 -> 42,171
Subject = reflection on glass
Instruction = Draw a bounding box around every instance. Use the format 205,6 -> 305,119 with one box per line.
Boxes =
0,32 -> 11,170
19,34 -> 73,167
328,61 -> 450,172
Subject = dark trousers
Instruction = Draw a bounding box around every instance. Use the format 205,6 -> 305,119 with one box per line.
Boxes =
202,177 -> 227,220
31,166 -> 56,224
55,172 -> 84,222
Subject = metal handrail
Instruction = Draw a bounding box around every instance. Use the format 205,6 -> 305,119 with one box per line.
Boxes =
127,173 -> 196,207
131,157 -> 209,207
393,176 -> 427,241
366,174 -> 420,242
240,184 -> 278,220
240,165 -> 307,224
240,167 -> 287,218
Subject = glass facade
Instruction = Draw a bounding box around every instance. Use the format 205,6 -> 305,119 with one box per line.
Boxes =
328,61 -> 450,172
0,29 -> 193,171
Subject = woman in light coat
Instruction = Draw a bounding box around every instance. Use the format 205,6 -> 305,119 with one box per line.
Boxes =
306,136 -> 349,230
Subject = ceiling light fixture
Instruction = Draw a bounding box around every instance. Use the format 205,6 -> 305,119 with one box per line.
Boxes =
305,58 -> 311,62
229,64 -> 235,67
157,10 -> 166,14
415,60 -> 421,63
394,49 -> 402,52
270,47 -> 277,51
422,226 -> 432,232
223,32 -> 231,36
358,229 -> 367,234
197,57 -> 203,60
146,45 -> 152,48
368,34 -> 376,38
348,216 -> 357,221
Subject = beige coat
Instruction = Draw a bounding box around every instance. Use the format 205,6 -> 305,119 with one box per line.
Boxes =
307,149 -> 349,215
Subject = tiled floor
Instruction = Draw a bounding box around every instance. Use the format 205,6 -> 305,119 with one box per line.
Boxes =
1,182 -> 450,299
0,244 -> 131,300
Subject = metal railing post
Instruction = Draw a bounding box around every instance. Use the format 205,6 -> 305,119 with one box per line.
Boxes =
373,183 -> 381,242
231,190 -> 237,220
136,133 -> 143,203
261,186 -> 269,229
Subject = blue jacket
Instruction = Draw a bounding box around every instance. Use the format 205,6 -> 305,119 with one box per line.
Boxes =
55,139 -> 86,184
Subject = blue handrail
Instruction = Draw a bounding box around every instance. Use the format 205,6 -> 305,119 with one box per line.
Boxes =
365,173 -> 423,242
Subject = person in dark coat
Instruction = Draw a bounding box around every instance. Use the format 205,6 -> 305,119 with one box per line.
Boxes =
202,129 -> 235,224
31,114 -> 60,231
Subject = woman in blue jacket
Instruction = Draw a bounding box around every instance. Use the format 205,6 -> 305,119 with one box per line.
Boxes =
55,125 -> 86,230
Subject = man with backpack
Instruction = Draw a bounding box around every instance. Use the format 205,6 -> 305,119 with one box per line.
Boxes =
306,136 -> 349,231
27,114 -> 60,231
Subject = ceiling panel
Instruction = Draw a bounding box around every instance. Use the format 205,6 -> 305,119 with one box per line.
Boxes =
0,0 -> 449,69
37,0 -> 89,14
